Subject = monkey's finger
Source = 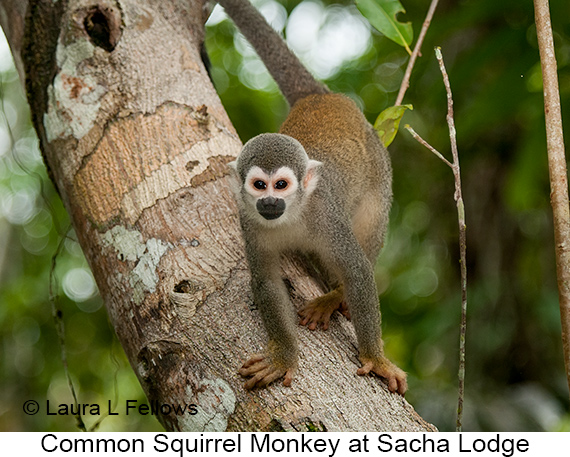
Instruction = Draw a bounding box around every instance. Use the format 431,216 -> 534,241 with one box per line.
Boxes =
298,308 -> 310,318
356,361 -> 373,376
307,317 -> 320,330
384,373 -> 407,395
257,368 -> 287,388
241,354 -> 265,368
299,312 -> 319,329
386,375 -> 399,393
244,366 -> 275,389
396,374 -> 408,396
239,360 -> 269,376
309,310 -> 326,330
283,368 -> 295,387
375,364 -> 407,395
360,359 -> 408,395
244,366 -> 273,388
299,309 -> 318,320
339,302 -> 351,320
243,376 -> 262,390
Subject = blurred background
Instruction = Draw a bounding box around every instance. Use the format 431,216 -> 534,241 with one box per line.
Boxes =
0,0 -> 569,431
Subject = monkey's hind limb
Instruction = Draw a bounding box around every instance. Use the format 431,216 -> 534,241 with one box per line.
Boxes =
298,284 -> 350,330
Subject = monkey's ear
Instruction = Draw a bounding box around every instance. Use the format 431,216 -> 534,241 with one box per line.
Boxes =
303,160 -> 322,195
227,160 -> 241,195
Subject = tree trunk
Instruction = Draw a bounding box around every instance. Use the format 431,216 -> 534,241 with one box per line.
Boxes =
1,0 -> 435,431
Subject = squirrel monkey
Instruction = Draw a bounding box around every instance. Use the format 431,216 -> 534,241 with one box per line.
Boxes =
218,0 -> 407,395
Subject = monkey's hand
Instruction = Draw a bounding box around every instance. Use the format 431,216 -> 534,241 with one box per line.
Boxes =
298,286 -> 348,330
357,356 -> 408,395
239,354 -> 296,390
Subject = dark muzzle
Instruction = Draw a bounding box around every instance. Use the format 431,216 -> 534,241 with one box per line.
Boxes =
257,196 -> 286,220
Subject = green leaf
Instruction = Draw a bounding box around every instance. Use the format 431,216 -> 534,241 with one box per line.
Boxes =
356,0 -> 413,54
374,104 -> 413,147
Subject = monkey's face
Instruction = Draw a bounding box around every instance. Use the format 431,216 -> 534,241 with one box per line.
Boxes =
244,166 -> 299,223
227,133 -> 322,227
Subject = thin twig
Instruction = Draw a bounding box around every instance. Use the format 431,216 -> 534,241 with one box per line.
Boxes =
395,0 -> 440,106
0,71 -> 90,431
49,230 -> 87,432
434,47 -> 467,433
405,125 -> 453,168
49,233 -> 114,432
533,0 -> 570,400
406,48 -> 467,432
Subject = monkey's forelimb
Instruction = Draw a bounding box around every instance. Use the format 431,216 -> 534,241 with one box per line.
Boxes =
239,237 -> 299,389
358,356 -> 408,395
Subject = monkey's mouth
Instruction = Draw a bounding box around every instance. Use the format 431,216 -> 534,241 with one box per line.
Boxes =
257,197 -> 285,220
258,210 -> 284,220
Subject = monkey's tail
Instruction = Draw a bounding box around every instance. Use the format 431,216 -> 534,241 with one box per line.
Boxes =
216,0 -> 329,106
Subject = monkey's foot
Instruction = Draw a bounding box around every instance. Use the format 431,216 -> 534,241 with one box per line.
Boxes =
357,356 -> 408,395
239,354 -> 295,390
298,287 -> 348,330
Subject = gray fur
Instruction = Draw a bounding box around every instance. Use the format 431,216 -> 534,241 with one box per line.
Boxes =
220,1 -> 407,393
234,133 -> 309,181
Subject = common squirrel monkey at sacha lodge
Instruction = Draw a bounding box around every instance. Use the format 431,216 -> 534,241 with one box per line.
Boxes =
217,0 -> 407,395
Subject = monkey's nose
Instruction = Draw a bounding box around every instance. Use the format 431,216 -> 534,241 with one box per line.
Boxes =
262,196 -> 278,206
257,197 -> 286,220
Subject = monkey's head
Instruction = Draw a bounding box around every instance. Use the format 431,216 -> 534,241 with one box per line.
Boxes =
228,133 -> 322,226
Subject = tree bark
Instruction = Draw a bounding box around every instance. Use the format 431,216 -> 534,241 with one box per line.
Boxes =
1,0 -> 435,431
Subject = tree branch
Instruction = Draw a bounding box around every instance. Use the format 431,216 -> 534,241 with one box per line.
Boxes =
394,0 -> 440,106
533,0 -> 570,400
404,125 -> 453,169
406,47 -> 467,432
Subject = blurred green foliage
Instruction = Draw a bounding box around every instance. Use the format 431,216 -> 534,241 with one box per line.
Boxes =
0,53 -> 158,431
1,0 -> 569,432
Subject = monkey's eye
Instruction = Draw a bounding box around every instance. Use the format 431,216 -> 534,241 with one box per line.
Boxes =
274,180 -> 288,190
253,180 -> 267,190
